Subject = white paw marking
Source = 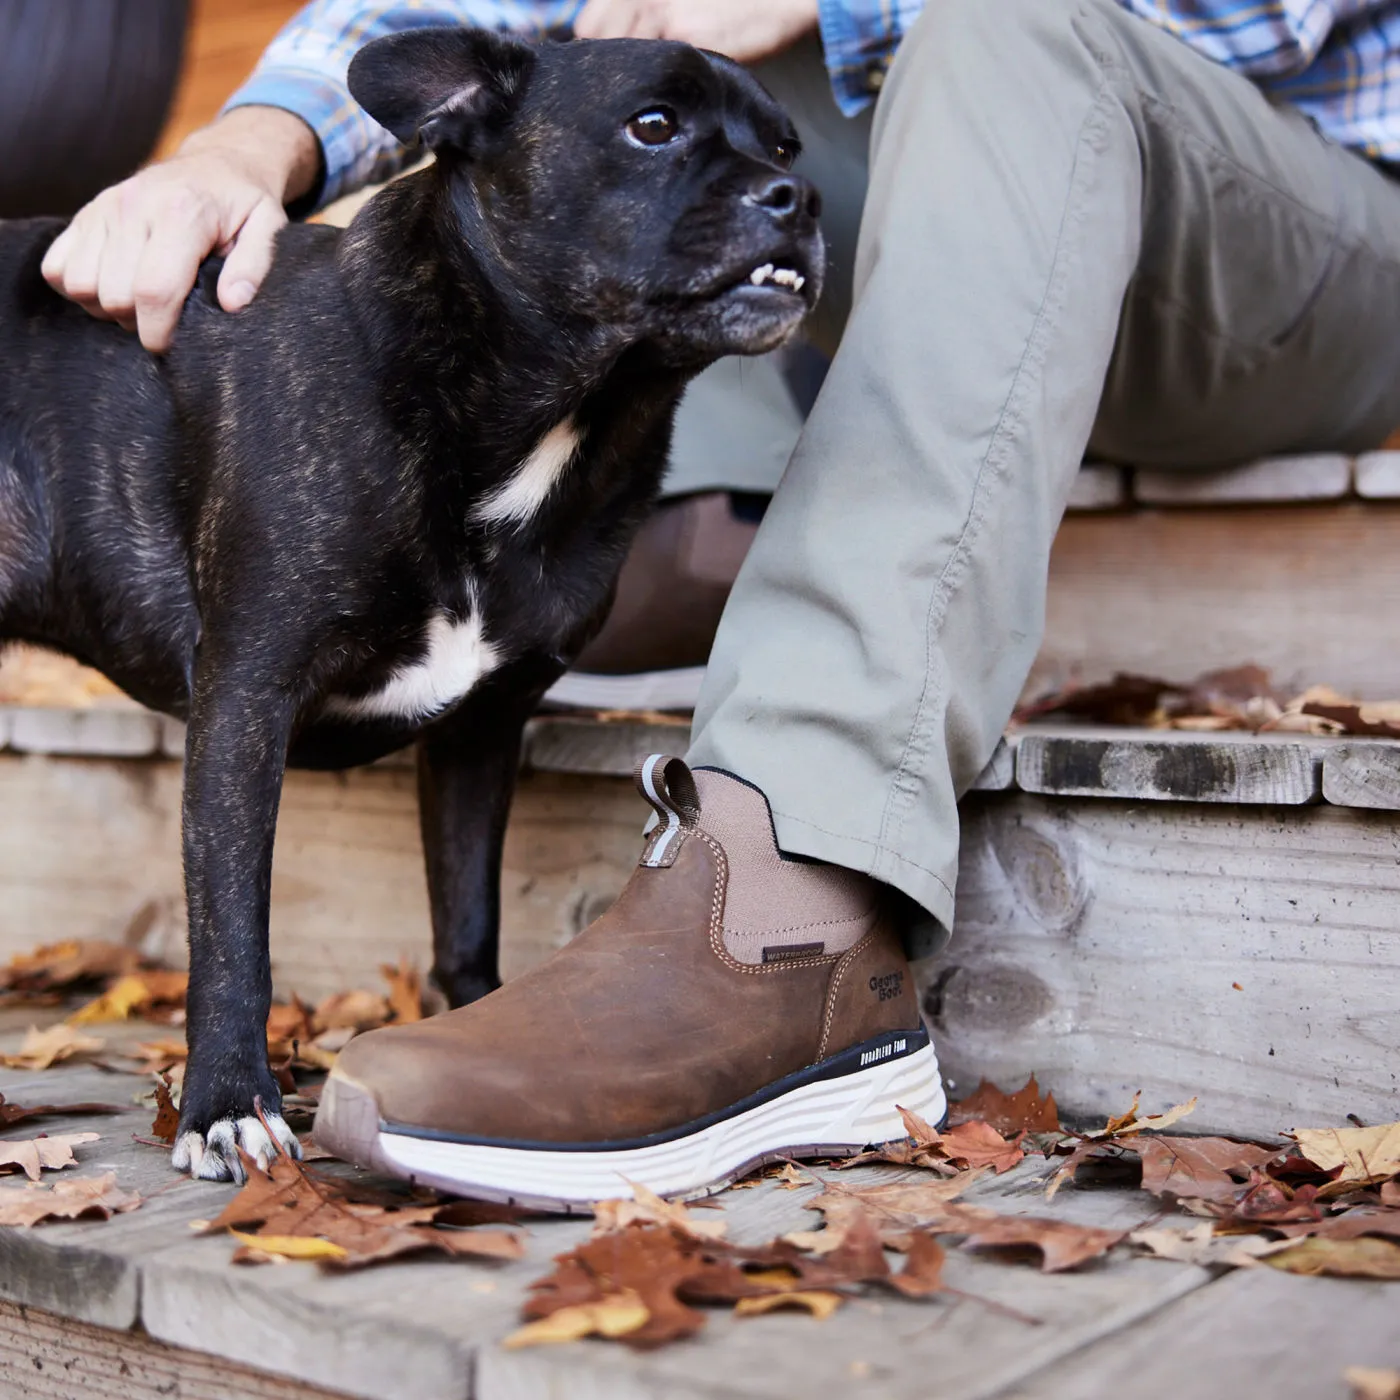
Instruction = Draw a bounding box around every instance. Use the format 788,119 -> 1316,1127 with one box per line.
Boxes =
170,1113 -> 302,1183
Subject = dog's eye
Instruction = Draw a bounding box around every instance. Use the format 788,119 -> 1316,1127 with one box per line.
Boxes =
774,142 -> 797,169
626,107 -> 679,147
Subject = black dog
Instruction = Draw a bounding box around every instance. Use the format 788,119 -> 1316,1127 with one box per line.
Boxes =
0,28 -> 822,1180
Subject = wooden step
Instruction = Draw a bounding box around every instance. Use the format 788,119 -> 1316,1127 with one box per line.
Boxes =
2,713 -> 1398,1140
0,1052 -> 1367,1400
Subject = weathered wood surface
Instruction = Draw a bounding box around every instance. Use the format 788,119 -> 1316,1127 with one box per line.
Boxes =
1321,741 -> 1400,811
1066,465 -> 1127,512
0,1299 -> 349,1400
1008,1268 -> 1400,1400
1354,450 -> 1400,500
0,752 -> 647,1002
1131,453 -> 1352,506
934,794 -> 1400,1136
1015,728 -> 1325,804
1032,501 -> 1400,700
0,1054 -> 1222,1400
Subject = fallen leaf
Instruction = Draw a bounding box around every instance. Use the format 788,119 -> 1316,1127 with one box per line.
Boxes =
594,1182 -> 728,1240
732,1290 -> 843,1320
942,1204 -> 1124,1272
0,940 -> 142,997
1133,1137 -> 1281,1204
1129,1222 -> 1290,1267
1015,673 -> 1184,726
380,960 -> 423,1024
69,970 -> 188,1025
0,1132 -> 99,1181
1346,1367 -> 1400,1400
504,1291 -> 651,1348
265,996 -> 315,1059
936,1120 -> 1026,1174
150,1074 -> 179,1146
948,1075 -> 1060,1135
804,1175 -> 980,1241
1,1025 -> 105,1071
229,1230 -> 348,1262
886,1232 -> 947,1298
203,1143 -> 523,1270
1292,1124 -> 1400,1186
0,1171 -> 140,1227
773,1163 -> 807,1190
1264,1235 -> 1400,1279
311,989 -> 391,1036
1048,1097 -> 1200,1197
1293,686 -> 1400,740
0,1092 -> 121,1128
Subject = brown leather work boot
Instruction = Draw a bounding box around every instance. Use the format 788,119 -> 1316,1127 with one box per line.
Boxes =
314,757 -> 945,1209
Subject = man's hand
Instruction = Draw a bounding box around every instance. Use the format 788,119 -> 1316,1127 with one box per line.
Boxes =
41,106 -> 321,354
574,0 -> 819,64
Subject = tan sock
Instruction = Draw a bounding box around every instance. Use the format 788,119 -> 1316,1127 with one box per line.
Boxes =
692,768 -> 879,966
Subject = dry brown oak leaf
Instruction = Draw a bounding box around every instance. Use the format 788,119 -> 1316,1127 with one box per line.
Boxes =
69,970 -> 188,1025
1264,1236 -> 1400,1280
0,940 -> 143,998
0,1092 -> 121,1128
0,1132 -> 99,1182
940,1204 -> 1124,1272
948,1075 -> 1060,1136
847,1106 -> 1024,1174
150,1074 -> 180,1146
516,1213 -> 943,1349
0,1171 -> 140,1227
380,960 -> 424,1024
0,1025 -> 104,1072
201,1149 -> 524,1270
1291,1123 -> 1400,1187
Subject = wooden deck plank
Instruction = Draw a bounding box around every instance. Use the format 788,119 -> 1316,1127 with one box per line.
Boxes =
1015,728 -> 1323,804
1320,741 -> 1400,811
1131,454 -> 1352,506
1354,450 -> 1400,500
1006,1268 -> 1400,1400
1033,502 -> 1400,701
0,1059 -> 1223,1400
7,707 -> 161,758
935,794 -> 1400,1136
1066,466 -> 1127,512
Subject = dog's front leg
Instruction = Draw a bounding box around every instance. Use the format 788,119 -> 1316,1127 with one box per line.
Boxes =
418,669 -> 554,1007
172,662 -> 301,1181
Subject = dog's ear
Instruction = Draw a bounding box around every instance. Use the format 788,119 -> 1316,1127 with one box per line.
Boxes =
347,27 -> 536,155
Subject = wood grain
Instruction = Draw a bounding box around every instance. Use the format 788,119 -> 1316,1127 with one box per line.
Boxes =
1033,502 -> 1400,701
1321,742 -> 1400,811
934,793 -> 1400,1137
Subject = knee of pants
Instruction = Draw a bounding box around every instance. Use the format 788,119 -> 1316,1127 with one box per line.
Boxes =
884,0 -> 1136,102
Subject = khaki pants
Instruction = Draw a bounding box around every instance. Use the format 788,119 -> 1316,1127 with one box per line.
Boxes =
680,0 -> 1400,951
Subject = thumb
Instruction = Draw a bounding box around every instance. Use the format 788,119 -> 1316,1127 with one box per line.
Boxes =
216,198 -> 287,313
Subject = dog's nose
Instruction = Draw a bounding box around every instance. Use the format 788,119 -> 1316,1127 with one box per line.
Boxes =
746,174 -> 821,226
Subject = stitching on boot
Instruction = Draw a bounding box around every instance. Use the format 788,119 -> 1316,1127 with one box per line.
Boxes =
817,929 -> 881,1060
696,829 -> 838,977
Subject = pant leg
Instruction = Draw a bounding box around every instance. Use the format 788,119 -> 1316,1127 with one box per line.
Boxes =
687,0 -> 1400,949
663,34 -> 873,496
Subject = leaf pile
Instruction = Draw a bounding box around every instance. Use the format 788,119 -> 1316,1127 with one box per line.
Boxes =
0,940 -> 145,1006
1017,664 -> 1400,738
1049,1099 -> 1400,1279
508,1185 -> 947,1350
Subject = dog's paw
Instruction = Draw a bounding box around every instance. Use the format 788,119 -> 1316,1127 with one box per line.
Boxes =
171,1112 -> 302,1183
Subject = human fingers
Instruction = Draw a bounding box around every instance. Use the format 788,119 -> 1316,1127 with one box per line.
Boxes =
216,196 -> 287,314
130,187 -> 226,352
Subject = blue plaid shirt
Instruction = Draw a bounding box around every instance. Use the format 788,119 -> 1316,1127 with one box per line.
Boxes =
227,0 -> 1400,207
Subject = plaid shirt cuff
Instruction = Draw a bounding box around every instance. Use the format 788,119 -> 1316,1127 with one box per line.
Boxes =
818,0 -> 923,116
225,68 -> 412,209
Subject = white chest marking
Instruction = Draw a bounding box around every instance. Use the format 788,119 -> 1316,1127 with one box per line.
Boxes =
476,419 -> 580,526
326,610 -> 500,723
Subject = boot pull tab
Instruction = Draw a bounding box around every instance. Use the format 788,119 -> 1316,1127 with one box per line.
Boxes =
636,753 -> 701,868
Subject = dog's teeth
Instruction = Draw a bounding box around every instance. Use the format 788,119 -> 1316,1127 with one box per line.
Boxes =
793,274 -> 805,291
749,263 -> 776,286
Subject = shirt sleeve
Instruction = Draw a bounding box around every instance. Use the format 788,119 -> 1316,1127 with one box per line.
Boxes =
1116,1 -> 1390,81
223,0 -> 581,210
817,0 -> 926,116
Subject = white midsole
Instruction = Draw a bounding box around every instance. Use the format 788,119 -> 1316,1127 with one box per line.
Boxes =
375,1042 -> 945,1205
